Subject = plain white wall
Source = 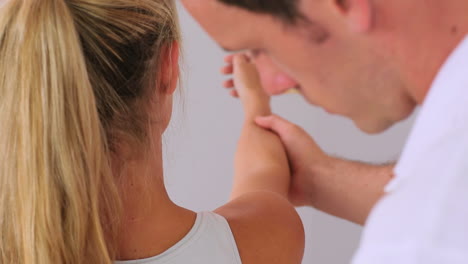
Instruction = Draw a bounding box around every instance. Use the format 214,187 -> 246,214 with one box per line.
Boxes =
164,3 -> 417,263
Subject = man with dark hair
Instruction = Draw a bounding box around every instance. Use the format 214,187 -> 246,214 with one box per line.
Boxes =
217,0 -> 301,23
182,0 -> 468,263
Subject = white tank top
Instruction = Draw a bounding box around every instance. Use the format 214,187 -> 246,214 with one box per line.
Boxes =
115,212 -> 242,264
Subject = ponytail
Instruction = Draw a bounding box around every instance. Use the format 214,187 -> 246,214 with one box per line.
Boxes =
0,0 -> 119,263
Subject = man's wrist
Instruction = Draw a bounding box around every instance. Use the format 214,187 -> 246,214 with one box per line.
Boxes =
303,155 -> 336,207
305,157 -> 395,224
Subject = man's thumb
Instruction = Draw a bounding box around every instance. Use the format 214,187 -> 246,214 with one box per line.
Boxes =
255,115 -> 296,141
256,115 -> 324,167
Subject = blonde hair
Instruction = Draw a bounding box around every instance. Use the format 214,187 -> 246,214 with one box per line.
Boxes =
0,0 -> 179,263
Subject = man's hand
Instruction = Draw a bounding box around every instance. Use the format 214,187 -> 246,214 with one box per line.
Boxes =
256,115 -> 395,225
255,114 -> 327,206
222,54 -> 394,224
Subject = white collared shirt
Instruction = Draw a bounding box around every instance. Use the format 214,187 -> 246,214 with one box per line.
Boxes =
353,35 -> 468,264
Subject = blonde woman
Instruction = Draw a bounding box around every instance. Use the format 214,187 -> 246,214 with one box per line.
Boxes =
0,0 -> 304,263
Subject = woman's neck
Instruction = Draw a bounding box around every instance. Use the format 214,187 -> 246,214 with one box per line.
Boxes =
114,138 -> 196,260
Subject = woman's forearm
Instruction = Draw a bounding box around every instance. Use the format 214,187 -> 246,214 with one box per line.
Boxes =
230,107 -> 291,200
225,54 -> 291,200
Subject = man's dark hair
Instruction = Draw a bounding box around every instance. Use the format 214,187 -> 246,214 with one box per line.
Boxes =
217,0 -> 302,23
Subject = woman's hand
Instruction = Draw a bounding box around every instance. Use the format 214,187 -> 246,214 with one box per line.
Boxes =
221,53 -> 271,118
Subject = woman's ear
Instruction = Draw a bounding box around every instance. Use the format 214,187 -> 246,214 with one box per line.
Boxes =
334,0 -> 373,33
161,41 -> 180,95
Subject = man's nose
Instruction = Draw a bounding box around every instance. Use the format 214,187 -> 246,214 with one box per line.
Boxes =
253,54 -> 298,95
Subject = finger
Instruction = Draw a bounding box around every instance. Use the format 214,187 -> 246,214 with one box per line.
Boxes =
245,51 -> 256,62
245,50 -> 255,61
224,54 -> 235,63
230,89 -> 239,98
255,115 -> 300,143
223,79 -> 234,88
220,64 -> 233,75
256,115 -> 324,171
233,53 -> 249,68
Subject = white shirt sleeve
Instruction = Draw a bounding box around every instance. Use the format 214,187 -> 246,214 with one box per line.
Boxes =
353,150 -> 468,264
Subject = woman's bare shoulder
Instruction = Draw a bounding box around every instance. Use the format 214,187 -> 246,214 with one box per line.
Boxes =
215,191 -> 305,264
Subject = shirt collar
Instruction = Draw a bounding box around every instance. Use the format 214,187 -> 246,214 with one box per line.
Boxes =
387,35 -> 468,192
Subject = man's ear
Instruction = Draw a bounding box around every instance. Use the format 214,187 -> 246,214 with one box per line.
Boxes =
161,41 -> 180,95
334,0 -> 373,33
